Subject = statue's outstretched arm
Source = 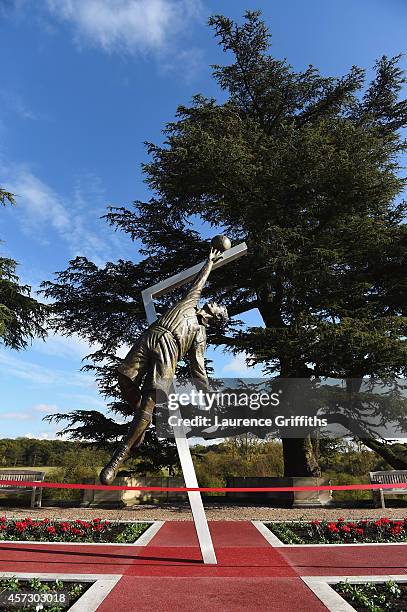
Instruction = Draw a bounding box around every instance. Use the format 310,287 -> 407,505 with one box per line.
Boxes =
180,247 -> 222,308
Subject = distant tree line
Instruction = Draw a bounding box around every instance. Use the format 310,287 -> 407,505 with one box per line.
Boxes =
1,435 -> 392,478
1,436 -> 404,504
193,437 -> 395,502
0,438 -> 109,468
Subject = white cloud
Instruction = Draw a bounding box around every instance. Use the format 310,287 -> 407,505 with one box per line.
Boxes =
2,165 -> 126,264
222,352 -> 257,376
32,332 -> 98,360
24,430 -> 69,440
59,393 -> 106,409
24,432 -> 47,439
0,90 -> 38,120
9,167 -> 69,235
0,411 -> 32,421
0,351 -> 95,388
158,46 -> 205,82
46,0 -> 203,55
33,403 -> 59,413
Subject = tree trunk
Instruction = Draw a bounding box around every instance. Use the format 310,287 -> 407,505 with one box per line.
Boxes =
282,436 -> 322,477
257,287 -> 321,478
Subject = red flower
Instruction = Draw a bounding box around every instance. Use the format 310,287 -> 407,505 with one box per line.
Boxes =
340,525 -> 351,533
92,518 -> 101,523
337,517 -> 345,522
0,516 -> 6,523
356,528 -> 364,536
390,526 -> 401,536
15,521 -> 27,531
70,527 -> 84,536
46,526 -> 56,535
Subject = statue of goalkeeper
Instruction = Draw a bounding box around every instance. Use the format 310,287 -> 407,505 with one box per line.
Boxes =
100,246 -> 228,485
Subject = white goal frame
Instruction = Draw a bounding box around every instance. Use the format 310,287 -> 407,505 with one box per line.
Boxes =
141,242 -> 247,564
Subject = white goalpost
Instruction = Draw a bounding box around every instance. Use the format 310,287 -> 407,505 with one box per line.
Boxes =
141,242 -> 247,564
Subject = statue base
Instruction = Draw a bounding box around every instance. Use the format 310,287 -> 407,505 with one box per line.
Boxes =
226,476 -> 333,507
82,476 -> 187,507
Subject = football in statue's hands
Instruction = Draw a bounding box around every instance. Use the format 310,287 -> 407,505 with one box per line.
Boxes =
211,235 -> 232,252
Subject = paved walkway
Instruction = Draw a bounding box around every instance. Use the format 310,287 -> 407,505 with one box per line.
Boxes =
4,505 -> 407,521
0,522 -> 406,610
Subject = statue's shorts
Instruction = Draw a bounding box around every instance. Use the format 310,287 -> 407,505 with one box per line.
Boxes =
117,325 -> 179,395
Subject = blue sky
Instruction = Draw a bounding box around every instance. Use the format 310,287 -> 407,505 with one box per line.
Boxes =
0,0 -> 406,440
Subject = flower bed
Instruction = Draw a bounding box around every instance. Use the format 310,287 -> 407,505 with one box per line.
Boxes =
333,580 -> 407,611
267,517 -> 407,544
0,576 -> 92,611
0,516 -> 149,543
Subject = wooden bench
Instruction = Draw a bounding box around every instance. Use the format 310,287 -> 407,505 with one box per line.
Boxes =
0,470 -> 45,508
369,470 -> 407,508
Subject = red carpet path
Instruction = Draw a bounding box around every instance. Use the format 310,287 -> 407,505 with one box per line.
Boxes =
0,521 -> 406,611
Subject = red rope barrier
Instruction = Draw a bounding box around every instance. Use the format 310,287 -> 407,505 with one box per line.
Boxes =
1,479 -> 406,493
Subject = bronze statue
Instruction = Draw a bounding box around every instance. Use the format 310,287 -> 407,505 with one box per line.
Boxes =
100,246 -> 228,485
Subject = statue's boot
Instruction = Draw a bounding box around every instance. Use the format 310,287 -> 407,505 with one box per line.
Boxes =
99,443 -> 129,486
99,397 -> 155,485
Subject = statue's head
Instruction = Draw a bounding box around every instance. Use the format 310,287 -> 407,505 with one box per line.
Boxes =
200,301 -> 229,326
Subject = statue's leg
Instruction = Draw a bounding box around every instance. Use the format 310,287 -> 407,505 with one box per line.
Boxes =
100,332 -> 178,485
117,371 -> 142,411
99,391 -> 156,485
116,336 -> 150,410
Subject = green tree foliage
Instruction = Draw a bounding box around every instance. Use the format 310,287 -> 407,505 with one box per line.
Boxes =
0,437 -> 109,468
126,431 -> 180,476
0,187 -> 46,349
193,437 -> 388,504
194,437 -> 284,489
46,445 -> 112,500
0,188 -> 15,207
42,12 -> 407,475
